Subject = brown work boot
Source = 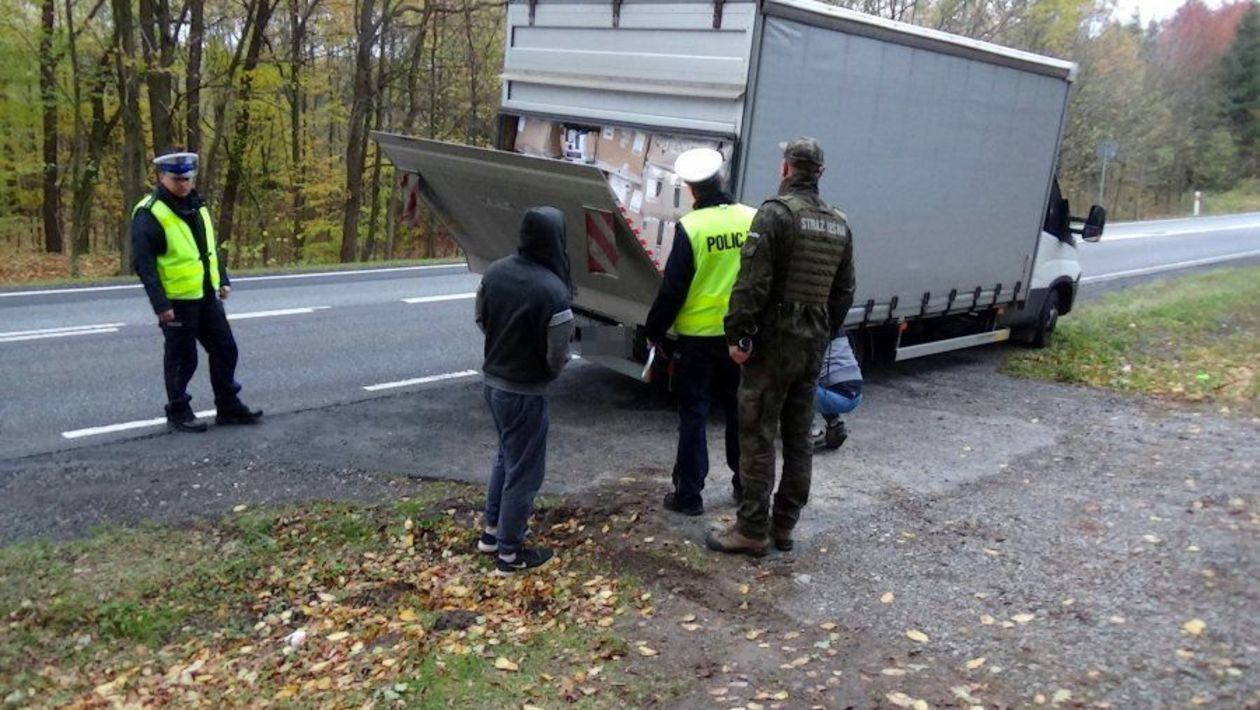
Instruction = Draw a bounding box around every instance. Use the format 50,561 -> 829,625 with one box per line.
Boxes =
705,524 -> 768,558
770,522 -> 794,552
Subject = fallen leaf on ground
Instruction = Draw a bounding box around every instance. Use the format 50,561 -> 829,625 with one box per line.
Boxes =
820,622 -> 837,631
325,631 -> 349,642
881,668 -> 908,676
886,692 -> 916,707
1052,688 -> 1072,704
636,645 -> 658,657
905,629 -> 929,643
966,657 -> 986,670
1011,613 -> 1036,624
1183,618 -> 1206,636
494,657 -> 519,672
980,614 -> 996,625
398,609 -> 417,622
232,504 -> 248,512
881,592 -> 895,604
681,623 -> 702,632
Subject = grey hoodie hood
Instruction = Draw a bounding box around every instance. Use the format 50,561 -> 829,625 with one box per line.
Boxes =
518,206 -> 571,289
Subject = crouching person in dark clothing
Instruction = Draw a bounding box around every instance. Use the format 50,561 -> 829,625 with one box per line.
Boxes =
475,207 -> 575,574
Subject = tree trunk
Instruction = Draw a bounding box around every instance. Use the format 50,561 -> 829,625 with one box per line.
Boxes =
187,0 -> 204,153
138,0 -> 175,150
40,0 -> 63,253
218,0 -> 279,246
363,5 -> 392,261
114,0 -> 146,275
287,0 -> 320,262
339,0 -> 378,263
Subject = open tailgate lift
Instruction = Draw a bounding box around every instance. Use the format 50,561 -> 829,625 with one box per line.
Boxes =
373,132 -> 662,328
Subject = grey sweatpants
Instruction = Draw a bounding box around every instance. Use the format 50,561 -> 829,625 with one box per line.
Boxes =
483,384 -> 550,556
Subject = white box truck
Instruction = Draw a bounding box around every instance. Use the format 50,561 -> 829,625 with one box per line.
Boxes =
374,0 -> 1106,377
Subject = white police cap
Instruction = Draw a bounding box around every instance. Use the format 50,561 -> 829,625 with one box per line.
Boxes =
153,152 -> 199,177
674,148 -> 723,184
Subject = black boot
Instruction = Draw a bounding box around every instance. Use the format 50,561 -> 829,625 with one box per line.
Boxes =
215,400 -> 263,425
166,404 -> 208,433
824,420 -> 848,450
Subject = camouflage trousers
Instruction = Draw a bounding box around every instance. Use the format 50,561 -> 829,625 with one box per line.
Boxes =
735,335 -> 827,538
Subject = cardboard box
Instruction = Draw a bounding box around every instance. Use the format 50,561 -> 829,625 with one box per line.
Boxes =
639,216 -> 677,272
607,174 -> 644,219
645,133 -> 725,171
595,126 -> 650,182
641,163 -> 688,221
514,116 -> 561,158
561,127 -> 598,164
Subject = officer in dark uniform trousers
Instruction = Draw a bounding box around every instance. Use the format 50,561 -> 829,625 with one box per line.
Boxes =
132,150 -> 262,433
707,138 -> 855,556
645,148 -> 757,516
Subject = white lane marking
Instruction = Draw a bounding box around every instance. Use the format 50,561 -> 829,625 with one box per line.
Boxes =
0,327 -> 121,343
1082,249 -> 1260,284
401,292 -> 476,304
0,322 -> 126,338
227,306 -> 330,321
363,369 -> 480,392
0,263 -> 468,298
62,409 -> 216,439
1100,222 -> 1260,241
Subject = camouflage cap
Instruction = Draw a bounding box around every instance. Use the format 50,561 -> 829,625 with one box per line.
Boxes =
779,137 -> 824,170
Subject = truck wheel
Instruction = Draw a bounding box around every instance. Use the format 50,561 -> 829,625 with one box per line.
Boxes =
1029,290 -> 1060,349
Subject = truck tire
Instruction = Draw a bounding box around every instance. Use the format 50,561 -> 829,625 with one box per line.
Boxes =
1029,290 -> 1060,349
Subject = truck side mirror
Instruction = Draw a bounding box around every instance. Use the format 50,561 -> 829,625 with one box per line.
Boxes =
1069,205 -> 1106,243
1082,205 -> 1106,242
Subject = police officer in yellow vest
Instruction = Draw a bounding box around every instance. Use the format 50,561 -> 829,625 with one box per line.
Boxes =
131,150 -> 262,433
645,148 -> 757,516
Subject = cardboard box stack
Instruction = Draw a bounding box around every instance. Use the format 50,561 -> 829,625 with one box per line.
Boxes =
635,133 -> 727,270
509,116 -> 732,273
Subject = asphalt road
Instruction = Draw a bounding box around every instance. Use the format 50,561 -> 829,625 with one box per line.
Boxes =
1,213 -> 1258,460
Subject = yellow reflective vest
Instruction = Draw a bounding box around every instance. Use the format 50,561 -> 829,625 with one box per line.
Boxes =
673,203 -> 757,336
132,195 -> 220,300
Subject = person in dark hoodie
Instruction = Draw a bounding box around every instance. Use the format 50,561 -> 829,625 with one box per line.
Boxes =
475,206 -> 575,574
131,149 -> 262,433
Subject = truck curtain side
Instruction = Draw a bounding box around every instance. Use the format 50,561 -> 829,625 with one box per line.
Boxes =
374,0 -> 1084,374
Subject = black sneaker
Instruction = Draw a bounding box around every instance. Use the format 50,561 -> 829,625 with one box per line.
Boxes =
495,547 -> 555,575
477,528 -> 533,554
663,492 -> 703,517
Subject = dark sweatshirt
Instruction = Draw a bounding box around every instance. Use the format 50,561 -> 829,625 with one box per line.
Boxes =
131,185 -> 230,313
475,207 -> 575,395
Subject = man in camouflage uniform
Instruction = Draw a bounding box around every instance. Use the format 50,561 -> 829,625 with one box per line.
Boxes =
706,138 -> 856,557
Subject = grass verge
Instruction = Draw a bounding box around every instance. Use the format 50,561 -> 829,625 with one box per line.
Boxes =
1004,266 -> 1259,413
0,483 -> 661,708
